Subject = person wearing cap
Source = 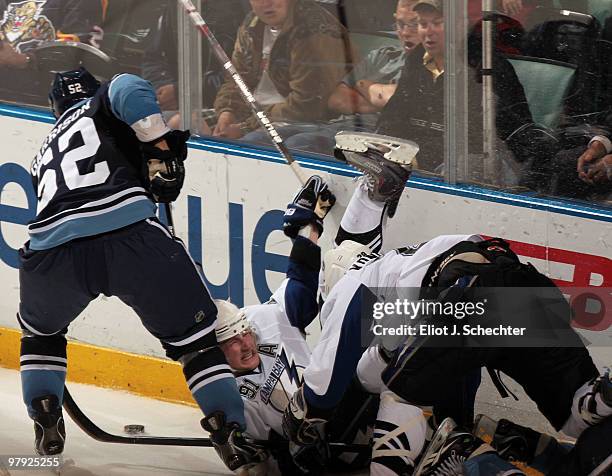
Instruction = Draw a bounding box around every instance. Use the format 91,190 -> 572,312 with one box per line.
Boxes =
257,0 -> 421,155
376,0 -> 541,177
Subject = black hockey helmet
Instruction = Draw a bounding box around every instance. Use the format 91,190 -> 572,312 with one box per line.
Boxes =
49,67 -> 100,118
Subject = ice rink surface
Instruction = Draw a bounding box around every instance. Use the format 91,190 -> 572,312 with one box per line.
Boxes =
0,368 -> 231,476
0,345 -> 609,475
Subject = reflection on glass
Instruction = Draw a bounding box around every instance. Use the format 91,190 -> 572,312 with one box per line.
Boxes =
465,0 -> 611,202
0,0 -> 608,205
207,0 -> 356,148
142,0 -> 247,132
0,0 -> 105,107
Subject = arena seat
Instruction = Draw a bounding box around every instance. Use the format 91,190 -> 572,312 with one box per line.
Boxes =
506,55 -> 577,129
588,0 -> 612,25
522,9 -> 601,121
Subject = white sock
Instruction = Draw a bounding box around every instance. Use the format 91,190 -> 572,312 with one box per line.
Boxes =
339,179 -> 385,236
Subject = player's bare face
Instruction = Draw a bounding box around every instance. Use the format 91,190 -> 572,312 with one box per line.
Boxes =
394,5 -> 419,54
417,8 -> 445,60
250,0 -> 290,28
220,330 -> 260,371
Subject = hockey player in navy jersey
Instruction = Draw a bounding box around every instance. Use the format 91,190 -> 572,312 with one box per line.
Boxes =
18,67 -> 265,473
281,131 -> 612,475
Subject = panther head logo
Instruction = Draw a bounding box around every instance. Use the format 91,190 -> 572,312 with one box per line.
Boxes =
0,1 -> 55,51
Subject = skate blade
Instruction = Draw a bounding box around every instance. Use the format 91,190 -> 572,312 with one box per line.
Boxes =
413,417 -> 457,476
334,131 -> 419,166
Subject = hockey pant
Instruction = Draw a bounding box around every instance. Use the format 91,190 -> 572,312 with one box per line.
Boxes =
18,219 -> 244,425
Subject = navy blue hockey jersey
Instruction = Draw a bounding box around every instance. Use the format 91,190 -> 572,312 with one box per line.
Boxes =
27,74 -> 170,250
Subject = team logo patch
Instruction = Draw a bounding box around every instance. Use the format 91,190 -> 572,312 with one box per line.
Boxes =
259,346 -> 304,413
194,310 -> 205,323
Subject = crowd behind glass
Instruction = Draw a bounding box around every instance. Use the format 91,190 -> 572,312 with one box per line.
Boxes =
0,0 -> 610,204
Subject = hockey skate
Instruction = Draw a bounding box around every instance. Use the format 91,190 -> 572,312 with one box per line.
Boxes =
31,394 -> 65,455
576,368 -> 612,428
473,414 -> 566,469
594,368 -> 612,408
334,131 -> 419,217
414,417 -> 494,475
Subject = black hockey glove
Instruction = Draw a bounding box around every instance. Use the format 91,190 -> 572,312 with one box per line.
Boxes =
283,175 -> 336,239
201,411 -> 268,473
282,386 -> 330,474
141,130 -> 190,203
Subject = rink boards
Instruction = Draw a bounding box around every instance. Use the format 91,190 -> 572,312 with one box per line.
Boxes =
0,106 -> 609,377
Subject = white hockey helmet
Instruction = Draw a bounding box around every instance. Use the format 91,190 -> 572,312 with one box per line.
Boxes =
214,299 -> 250,343
321,240 -> 372,299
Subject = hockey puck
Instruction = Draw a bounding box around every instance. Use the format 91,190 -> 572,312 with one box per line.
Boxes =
123,424 -> 145,434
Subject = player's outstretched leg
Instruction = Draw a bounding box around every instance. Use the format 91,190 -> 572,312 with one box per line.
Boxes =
334,131 -> 418,217
334,177 -> 387,252
19,328 -> 68,455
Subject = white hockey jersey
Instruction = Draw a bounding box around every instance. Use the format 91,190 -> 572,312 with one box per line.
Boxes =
305,234 -> 482,406
237,280 -> 313,440
350,234 -> 482,289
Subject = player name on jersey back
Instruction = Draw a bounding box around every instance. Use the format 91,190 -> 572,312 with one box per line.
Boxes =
27,87 -> 156,250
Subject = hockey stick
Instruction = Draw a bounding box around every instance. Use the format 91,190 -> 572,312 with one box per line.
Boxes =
62,386 -> 370,453
176,0 -> 309,185
163,203 -> 175,236
589,455 -> 612,476
62,386 -> 213,447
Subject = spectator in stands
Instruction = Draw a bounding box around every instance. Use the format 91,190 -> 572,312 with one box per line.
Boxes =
578,143 -> 612,189
141,0 -> 247,127
212,0 -> 356,141
251,0 -> 419,155
377,0 -> 537,174
548,127 -> 612,198
328,0 -> 419,116
0,0 -> 103,69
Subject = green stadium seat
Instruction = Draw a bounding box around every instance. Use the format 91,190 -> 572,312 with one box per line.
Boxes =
507,55 -> 577,128
588,0 -> 612,25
